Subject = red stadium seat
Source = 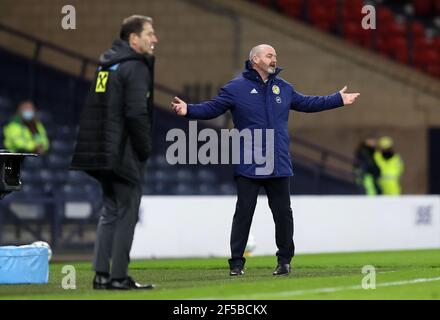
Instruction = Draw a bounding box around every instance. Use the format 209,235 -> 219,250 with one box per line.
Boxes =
410,21 -> 426,38
388,20 -> 408,38
309,2 -> 338,32
276,0 -> 303,18
360,29 -> 374,48
265,0 -> 437,77
256,0 -> 271,7
433,37 -> 440,51
390,36 -> 409,63
414,41 -> 438,71
412,0 -> 434,16
343,0 -> 364,15
377,6 -> 394,26
343,20 -> 363,45
435,0 -> 440,14
427,64 -> 440,78
376,36 -> 393,57
345,0 -> 364,12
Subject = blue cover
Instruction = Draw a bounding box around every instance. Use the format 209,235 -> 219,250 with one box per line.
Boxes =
0,245 -> 49,284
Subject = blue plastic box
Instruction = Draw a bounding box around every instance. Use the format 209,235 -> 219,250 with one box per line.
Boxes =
0,245 -> 49,284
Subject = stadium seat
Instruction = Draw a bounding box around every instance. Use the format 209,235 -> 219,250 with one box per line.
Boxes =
153,169 -> 174,183
433,36 -> 440,51
20,169 -> 39,184
276,0 -> 303,18
67,170 -> 90,185
377,6 -> 395,26
38,169 -> 57,183
219,183 -> 236,195
308,0 -> 338,32
343,20 -> 363,45
46,154 -> 71,169
38,111 -> 53,125
390,37 -> 410,63
410,20 -> 426,39
22,156 -> 44,169
264,0 -> 440,79
50,140 -> 75,155
153,181 -> 169,195
388,20 -> 408,39
62,183 -> 87,196
56,125 -> 76,140
197,169 -> 217,183
52,169 -> 69,185
150,154 -> 169,168
427,64 -> 440,77
173,183 -> 196,195
435,0 -> 440,13
176,168 -> 194,183
413,0 -> 434,16
0,95 -> 12,107
256,0 -> 271,7
198,183 -> 218,195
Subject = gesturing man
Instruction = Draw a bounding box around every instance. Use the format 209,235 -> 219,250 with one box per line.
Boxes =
172,44 -> 359,276
71,15 -> 158,289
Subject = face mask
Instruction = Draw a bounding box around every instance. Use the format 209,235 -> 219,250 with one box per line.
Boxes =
382,150 -> 394,159
22,110 -> 35,121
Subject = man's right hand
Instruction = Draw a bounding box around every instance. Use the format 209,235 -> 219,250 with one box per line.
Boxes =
171,97 -> 187,116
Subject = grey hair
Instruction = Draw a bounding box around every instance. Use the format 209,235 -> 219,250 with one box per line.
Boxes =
249,44 -> 274,63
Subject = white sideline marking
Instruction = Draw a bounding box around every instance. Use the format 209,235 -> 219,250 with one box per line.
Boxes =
198,276 -> 440,300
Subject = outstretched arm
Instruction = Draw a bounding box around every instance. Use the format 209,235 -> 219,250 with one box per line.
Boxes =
291,86 -> 360,113
171,88 -> 234,120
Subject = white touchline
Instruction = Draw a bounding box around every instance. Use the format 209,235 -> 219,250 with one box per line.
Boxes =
196,276 -> 440,300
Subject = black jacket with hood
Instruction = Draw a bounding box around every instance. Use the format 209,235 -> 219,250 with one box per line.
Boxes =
71,39 -> 155,184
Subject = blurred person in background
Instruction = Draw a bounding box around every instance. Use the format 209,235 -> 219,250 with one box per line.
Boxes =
172,44 -> 360,277
3,100 -> 49,155
374,136 -> 404,195
354,136 -> 381,195
71,15 -> 158,290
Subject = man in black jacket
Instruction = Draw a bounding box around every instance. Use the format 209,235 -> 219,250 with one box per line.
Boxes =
71,15 -> 158,290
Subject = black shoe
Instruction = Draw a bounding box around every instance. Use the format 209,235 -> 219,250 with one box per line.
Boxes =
93,274 -> 111,290
229,267 -> 245,276
108,276 -> 155,290
273,264 -> 291,276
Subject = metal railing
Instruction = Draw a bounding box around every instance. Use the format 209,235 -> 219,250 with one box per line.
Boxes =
290,136 -> 356,184
0,22 -> 190,103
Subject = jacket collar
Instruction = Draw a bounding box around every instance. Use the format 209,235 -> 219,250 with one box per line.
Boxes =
242,60 -> 283,84
100,39 -> 155,69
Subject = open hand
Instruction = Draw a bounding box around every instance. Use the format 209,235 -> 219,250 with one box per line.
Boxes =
171,97 -> 187,116
339,86 -> 360,105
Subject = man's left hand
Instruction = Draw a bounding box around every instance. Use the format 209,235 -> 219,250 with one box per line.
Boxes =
340,86 -> 360,105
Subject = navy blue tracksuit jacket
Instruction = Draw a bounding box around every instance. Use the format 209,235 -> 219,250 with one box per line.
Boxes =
186,61 -> 344,178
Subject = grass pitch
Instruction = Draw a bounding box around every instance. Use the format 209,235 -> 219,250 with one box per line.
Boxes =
0,249 -> 439,300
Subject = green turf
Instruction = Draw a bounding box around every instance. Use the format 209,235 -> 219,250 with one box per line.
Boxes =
0,249 -> 439,299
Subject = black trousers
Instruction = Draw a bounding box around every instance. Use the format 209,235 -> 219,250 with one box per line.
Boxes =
228,176 -> 295,269
93,174 -> 142,279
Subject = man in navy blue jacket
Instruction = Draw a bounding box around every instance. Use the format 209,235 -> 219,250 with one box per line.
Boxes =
172,44 -> 360,276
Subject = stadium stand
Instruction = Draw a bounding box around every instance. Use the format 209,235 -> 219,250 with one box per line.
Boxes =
0,27 -> 361,247
251,0 -> 440,78
2,0 -> 439,196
